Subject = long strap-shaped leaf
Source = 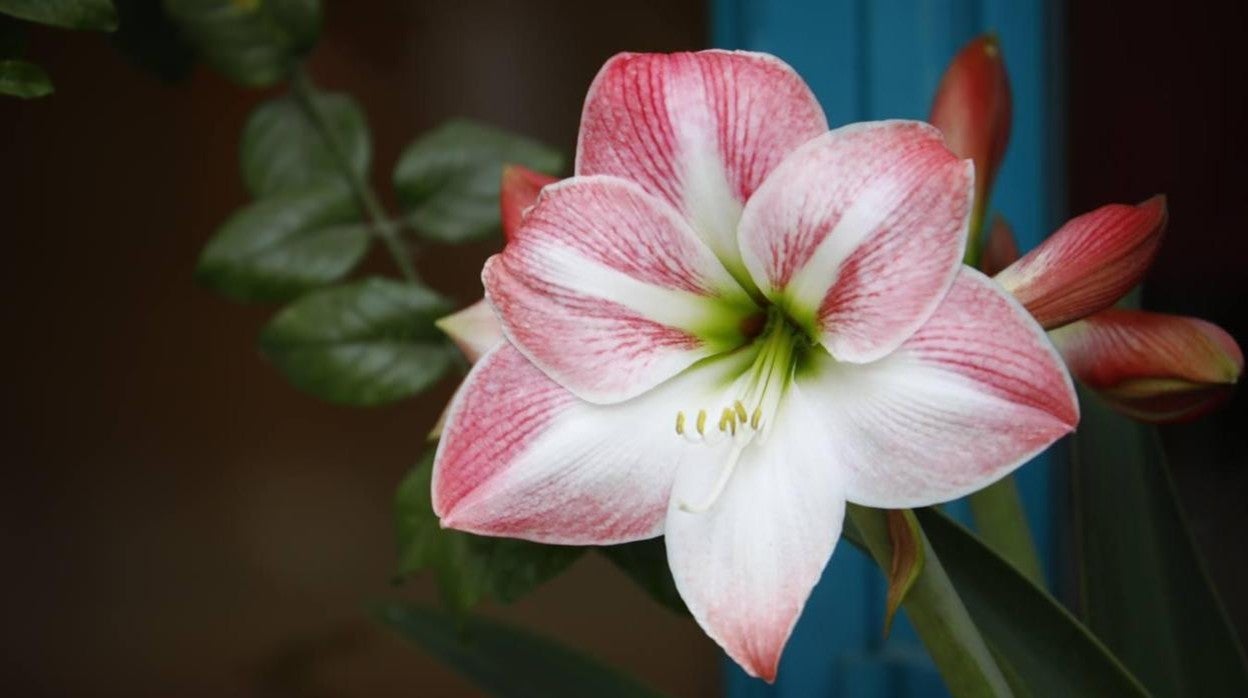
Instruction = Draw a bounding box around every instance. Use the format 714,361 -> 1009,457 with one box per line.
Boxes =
1072,394 -> 1248,696
377,603 -> 669,698
846,505 -> 1015,697
916,508 -> 1151,697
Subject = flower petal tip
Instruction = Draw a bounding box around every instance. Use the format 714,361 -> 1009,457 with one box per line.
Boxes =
1053,310 -> 1241,423
996,196 -> 1169,329
436,298 -> 504,365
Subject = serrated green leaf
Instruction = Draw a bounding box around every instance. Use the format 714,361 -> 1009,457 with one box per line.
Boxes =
259,278 -> 453,406
394,119 -> 563,243
163,0 -> 320,87
0,0 -> 117,31
241,91 -> 369,197
1072,393 -> 1248,696
0,58 -> 50,98
377,603 -> 668,698
395,452 -> 583,612
196,182 -> 365,302
915,507 -> 1150,697
597,539 -> 688,617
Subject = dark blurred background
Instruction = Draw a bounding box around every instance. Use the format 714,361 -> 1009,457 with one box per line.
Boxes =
0,1 -> 1243,696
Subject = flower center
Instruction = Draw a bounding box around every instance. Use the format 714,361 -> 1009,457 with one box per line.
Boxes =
674,308 -> 806,513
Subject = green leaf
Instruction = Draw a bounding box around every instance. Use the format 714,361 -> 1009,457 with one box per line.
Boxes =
597,538 -> 688,617
1071,393 -> 1248,696
967,476 -> 1046,585
241,91 -> 369,197
394,119 -> 563,243
846,504 -> 1014,697
378,603 -> 668,698
395,452 -> 583,612
0,58 -> 50,97
196,182 -> 366,302
163,0 -> 320,87
915,507 -> 1151,697
259,278 -> 453,406
0,0 -> 118,31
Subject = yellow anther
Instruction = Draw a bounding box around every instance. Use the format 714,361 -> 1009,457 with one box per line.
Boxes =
696,410 -> 707,435
719,408 -> 735,433
734,400 -> 748,422
675,411 -> 686,435
751,407 -> 763,430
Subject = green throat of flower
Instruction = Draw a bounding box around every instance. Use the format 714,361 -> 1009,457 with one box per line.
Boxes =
675,308 -> 809,513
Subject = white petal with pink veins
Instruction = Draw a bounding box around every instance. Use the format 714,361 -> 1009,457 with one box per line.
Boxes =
577,50 -> 828,278
738,120 -> 973,362
665,386 -> 844,682
433,343 -> 751,545
485,175 -> 756,404
801,268 -> 1078,507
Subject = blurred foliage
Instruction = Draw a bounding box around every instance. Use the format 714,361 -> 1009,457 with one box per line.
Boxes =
260,279 -> 455,406
241,91 -> 370,197
395,120 -> 565,243
0,57 -> 51,97
0,0 -> 117,32
163,0 -> 318,87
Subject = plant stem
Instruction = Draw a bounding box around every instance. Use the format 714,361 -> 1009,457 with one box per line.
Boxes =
967,479 -> 1046,585
289,67 -> 420,283
846,505 -> 1013,697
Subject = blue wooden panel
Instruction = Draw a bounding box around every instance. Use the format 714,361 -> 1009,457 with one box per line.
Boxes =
712,0 -> 1065,695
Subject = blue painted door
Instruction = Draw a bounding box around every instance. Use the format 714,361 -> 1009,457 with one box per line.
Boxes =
711,1 -> 1066,695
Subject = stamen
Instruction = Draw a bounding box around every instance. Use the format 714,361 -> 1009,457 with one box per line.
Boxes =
670,308 -> 806,511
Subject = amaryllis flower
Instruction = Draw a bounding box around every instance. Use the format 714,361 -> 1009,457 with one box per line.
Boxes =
432,51 -> 1078,680
986,208 -> 1243,422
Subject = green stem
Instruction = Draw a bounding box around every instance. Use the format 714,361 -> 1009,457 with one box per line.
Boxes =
289,67 -> 420,283
967,478 -> 1046,585
847,504 -> 1013,697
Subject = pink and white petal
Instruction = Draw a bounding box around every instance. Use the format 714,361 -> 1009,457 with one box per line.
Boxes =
802,268 -> 1078,508
995,196 -> 1167,329
665,387 -> 844,682
436,299 -> 503,364
501,165 -> 559,243
576,50 -> 828,275
434,343 -> 747,545
738,120 -> 974,362
485,175 -> 756,404
1051,309 -> 1243,423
